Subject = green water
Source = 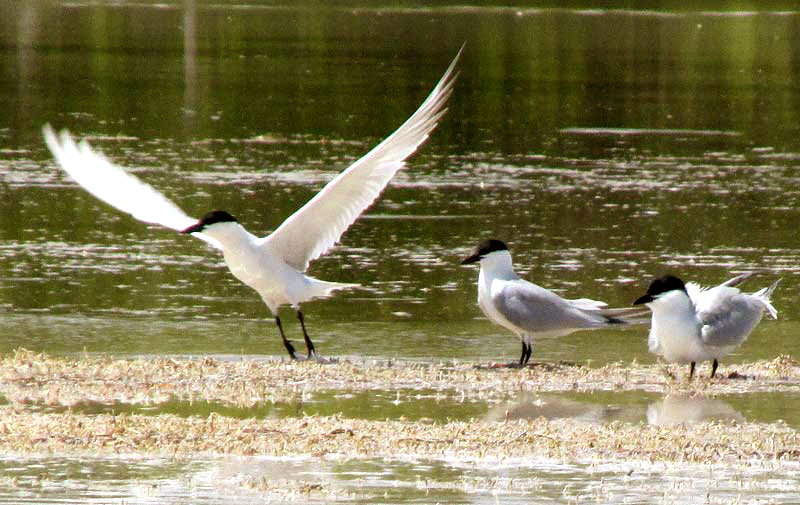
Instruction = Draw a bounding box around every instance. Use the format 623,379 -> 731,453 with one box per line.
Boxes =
2,3 -> 800,364
2,2 -> 800,503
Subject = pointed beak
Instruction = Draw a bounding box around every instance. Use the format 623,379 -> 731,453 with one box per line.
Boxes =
181,222 -> 204,234
633,294 -> 654,306
461,253 -> 481,265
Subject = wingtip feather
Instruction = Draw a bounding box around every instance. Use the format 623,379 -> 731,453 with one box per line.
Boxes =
758,278 -> 781,319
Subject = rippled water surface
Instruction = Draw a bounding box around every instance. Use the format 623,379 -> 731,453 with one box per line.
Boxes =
2,1 -> 800,503
2,455 -> 800,505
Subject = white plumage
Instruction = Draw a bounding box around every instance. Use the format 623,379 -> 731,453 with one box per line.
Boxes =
43,48 -> 461,360
462,239 -> 647,367
634,273 -> 780,379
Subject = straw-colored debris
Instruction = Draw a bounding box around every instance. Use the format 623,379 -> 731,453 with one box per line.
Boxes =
0,349 -> 798,466
0,409 -> 797,466
1,349 -> 799,408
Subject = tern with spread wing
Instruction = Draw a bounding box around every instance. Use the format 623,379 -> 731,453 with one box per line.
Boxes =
43,49 -> 460,361
461,239 -> 647,367
633,273 -> 780,379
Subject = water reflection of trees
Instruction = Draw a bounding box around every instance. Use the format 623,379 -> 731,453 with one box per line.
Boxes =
6,4 -> 800,146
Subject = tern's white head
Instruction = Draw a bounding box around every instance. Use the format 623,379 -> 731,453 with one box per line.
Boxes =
461,239 -> 516,276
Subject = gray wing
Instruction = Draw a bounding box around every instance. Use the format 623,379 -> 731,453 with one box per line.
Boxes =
493,280 -> 612,336
698,290 -> 767,348
720,272 -> 755,288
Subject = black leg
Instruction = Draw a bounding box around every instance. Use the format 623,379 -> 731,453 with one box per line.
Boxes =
275,316 -> 297,360
711,359 -> 719,379
516,342 -> 532,367
518,341 -> 527,367
689,361 -> 696,381
297,310 -> 316,359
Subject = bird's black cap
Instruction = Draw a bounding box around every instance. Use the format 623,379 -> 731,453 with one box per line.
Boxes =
181,210 -> 238,234
461,239 -> 509,265
633,275 -> 687,305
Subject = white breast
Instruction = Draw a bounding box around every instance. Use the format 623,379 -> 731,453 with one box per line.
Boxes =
477,266 -> 526,340
648,291 -> 709,363
203,222 -> 299,311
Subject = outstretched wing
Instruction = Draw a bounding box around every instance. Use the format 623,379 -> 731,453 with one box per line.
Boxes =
42,125 -> 221,250
259,47 -> 461,271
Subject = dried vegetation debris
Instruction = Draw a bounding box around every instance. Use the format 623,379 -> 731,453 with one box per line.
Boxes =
0,350 -> 798,465
231,475 -> 358,503
0,409 -> 797,466
0,350 -> 799,409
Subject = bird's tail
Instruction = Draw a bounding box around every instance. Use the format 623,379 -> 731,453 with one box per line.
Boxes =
597,306 -> 652,326
754,278 -> 781,319
308,279 -> 361,300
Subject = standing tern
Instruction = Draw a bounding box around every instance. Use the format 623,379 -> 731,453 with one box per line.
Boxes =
461,239 -> 647,367
43,49 -> 461,361
633,273 -> 780,379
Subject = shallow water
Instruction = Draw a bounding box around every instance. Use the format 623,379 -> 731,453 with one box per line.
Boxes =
2,1 -> 800,503
1,455 -> 800,505
7,388 -> 800,428
3,4 -> 800,365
